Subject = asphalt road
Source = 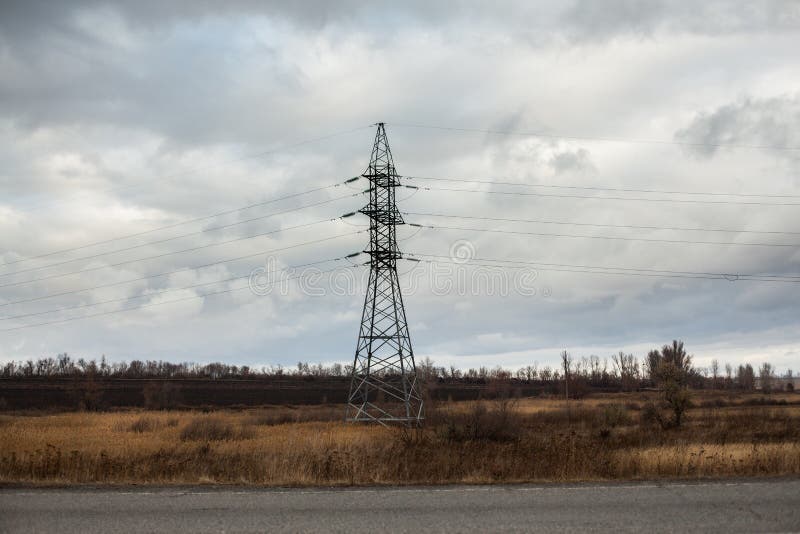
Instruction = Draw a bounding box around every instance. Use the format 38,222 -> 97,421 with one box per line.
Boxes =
2,479 -> 799,533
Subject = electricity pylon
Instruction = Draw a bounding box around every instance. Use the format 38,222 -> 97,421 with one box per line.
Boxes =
346,123 -> 423,425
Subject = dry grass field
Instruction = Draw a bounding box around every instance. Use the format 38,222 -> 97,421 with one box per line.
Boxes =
1,392 -> 799,486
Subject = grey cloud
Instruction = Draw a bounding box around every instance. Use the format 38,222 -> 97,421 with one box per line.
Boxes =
5,1 -> 798,50
563,0 -> 800,40
549,148 -> 595,175
674,95 -> 800,157
0,0 -> 798,370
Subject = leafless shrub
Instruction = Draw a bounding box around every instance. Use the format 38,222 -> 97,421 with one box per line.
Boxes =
180,416 -> 253,441
128,416 -> 159,433
436,398 -> 523,442
244,405 -> 341,426
528,406 -> 600,427
247,412 -> 298,426
641,401 -> 667,429
602,404 -> 631,428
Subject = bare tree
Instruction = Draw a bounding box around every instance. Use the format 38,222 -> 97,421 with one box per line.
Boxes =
660,340 -> 692,373
645,350 -> 662,381
525,364 -> 538,381
736,364 -> 756,390
612,352 -> 640,391
652,340 -> 693,428
561,350 -> 572,401
759,362 -> 775,393
710,359 -> 719,390
587,355 -> 602,383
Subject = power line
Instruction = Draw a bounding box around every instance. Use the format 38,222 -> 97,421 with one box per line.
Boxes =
414,257 -> 800,283
416,223 -> 798,248
2,176 -> 362,267
1,223 -> 358,290
0,218 -> 350,289
445,253 -> 800,280
404,175 -> 800,200
405,253 -> 800,283
11,125 -> 373,214
1,192 -> 360,277
0,231 -> 364,308
410,184 -> 800,206
404,211 -> 800,237
388,122 -> 800,151
0,256 -> 357,322
0,264 -> 361,333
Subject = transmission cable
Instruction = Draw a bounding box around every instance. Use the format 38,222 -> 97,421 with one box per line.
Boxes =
0,255 -> 360,322
415,223 -> 798,248
404,175 -> 800,200
0,216 -> 357,289
2,176 -> 362,267
405,253 -> 800,283
12,125 -> 372,214
1,192 -> 360,277
0,231 -> 365,308
0,264 -> 362,332
387,122 -> 800,151
404,211 -> 800,236
411,256 -> 794,283
409,185 -> 800,206
409,252 -> 800,280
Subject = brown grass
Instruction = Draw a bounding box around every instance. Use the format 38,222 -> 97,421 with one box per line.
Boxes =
1,393 -> 799,486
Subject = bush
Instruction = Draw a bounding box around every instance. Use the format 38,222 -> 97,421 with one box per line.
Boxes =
246,412 -> 297,426
244,405 -> 342,426
641,402 -> 664,428
435,399 -> 523,442
128,416 -> 159,433
180,417 -> 242,441
602,404 -> 631,428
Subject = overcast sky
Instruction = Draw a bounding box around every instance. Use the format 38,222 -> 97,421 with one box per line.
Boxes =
1,1 -> 799,373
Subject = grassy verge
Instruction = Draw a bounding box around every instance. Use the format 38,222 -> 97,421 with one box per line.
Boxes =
1,393 -> 799,485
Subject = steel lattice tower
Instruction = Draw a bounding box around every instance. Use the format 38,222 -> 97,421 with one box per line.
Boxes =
346,123 -> 423,425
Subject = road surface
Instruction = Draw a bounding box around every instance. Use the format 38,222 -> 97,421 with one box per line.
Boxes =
2,479 -> 799,533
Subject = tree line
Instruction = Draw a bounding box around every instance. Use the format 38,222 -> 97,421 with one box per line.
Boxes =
1,345 -> 793,392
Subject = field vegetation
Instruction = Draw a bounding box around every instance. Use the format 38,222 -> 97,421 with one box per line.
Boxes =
1,391 -> 799,486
